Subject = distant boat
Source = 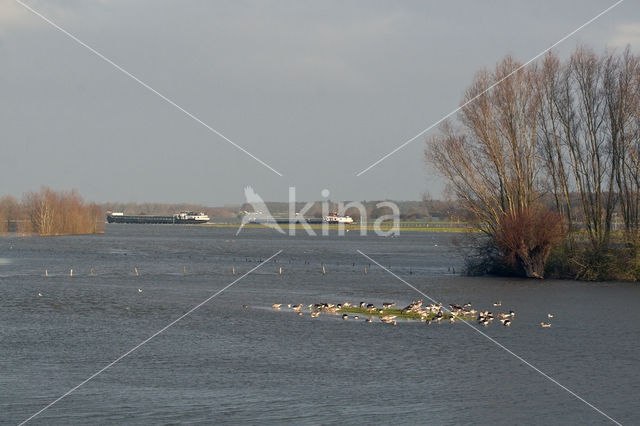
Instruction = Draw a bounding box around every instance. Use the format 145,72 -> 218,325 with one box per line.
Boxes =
324,212 -> 354,224
106,211 -> 210,224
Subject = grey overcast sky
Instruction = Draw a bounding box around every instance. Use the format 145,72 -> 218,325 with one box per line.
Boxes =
0,0 -> 637,205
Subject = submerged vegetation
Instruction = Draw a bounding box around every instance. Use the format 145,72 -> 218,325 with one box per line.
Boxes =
428,45 -> 640,280
338,306 -> 473,322
273,300 -> 481,324
271,300 -> 522,328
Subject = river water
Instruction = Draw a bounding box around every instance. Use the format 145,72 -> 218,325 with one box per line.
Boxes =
1,225 -> 638,425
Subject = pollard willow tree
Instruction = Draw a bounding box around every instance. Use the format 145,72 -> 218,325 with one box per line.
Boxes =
427,56 -> 564,278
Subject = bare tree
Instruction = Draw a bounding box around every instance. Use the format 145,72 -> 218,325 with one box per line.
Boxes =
603,48 -> 640,240
0,195 -> 21,232
564,47 -> 617,252
537,52 -> 574,234
21,187 -> 103,236
24,188 -> 57,236
429,46 -> 640,278
428,56 -> 554,277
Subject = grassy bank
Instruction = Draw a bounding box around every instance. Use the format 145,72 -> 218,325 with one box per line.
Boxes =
203,222 -> 474,233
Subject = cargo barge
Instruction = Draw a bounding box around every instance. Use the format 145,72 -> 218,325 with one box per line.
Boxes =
106,211 -> 210,224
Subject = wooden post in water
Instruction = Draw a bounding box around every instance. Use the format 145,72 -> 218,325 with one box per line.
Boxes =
364,266 -> 367,275
183,266 -> 187,276
70,269 -> 73,277
279,266 -> 283,275
232,266 -> 236,276
134,267 -> 139,277
90,268 -> 94,276
45,269 -> 48,277
322,264 -> 326,275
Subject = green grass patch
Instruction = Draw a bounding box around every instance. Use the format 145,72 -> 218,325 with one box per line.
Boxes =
203,223 -> 475,233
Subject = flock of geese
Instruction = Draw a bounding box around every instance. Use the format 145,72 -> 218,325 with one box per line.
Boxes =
34,290 -> 554,328
269,300 -> 555,328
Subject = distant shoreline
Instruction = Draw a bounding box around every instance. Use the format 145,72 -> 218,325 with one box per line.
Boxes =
0,231 -> 105,238
200,222 -> 473,233
1,223 -> 472,235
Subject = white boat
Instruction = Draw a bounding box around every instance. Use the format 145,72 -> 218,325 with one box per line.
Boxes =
324,212 -> 354,224
173,211 -> 210,223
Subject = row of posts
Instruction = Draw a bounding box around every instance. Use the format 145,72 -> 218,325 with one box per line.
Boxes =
42,264 -> 395,277
43,263 -> 455,277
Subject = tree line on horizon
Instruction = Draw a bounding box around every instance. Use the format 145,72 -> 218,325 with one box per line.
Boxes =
239,199 -> 454,221
105,199 -> 460,221
0,187 -> 103,236
101,202 -> 238,219
1,192 -> 461,236
428,45 -> 640,280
